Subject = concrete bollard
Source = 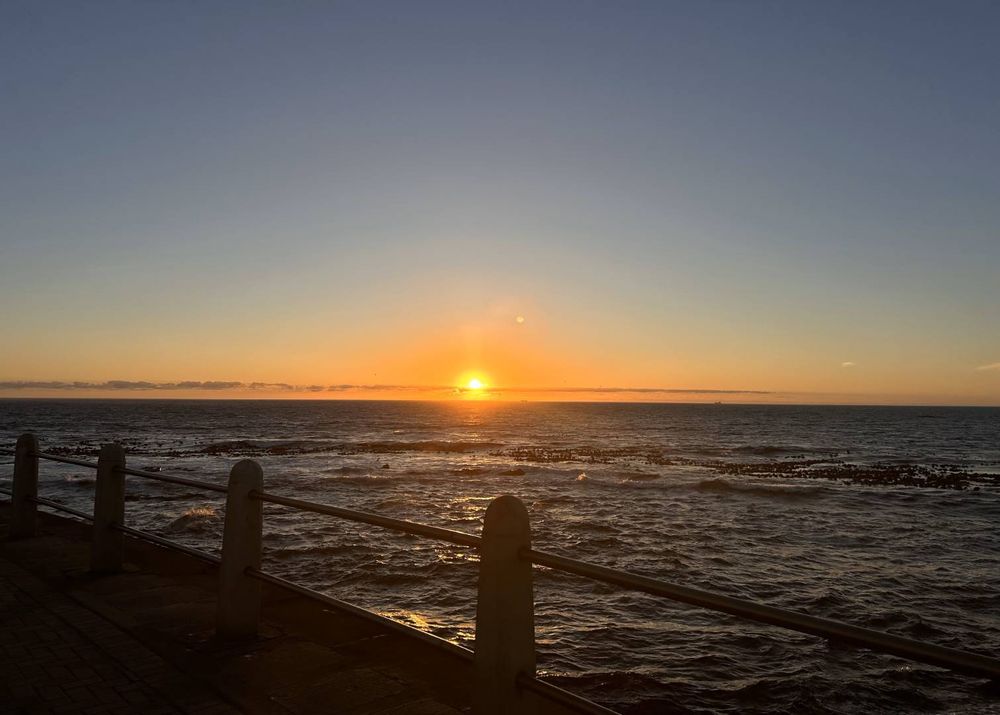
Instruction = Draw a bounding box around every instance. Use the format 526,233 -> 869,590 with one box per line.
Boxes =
474,495 -> 537,715
217,459 -> 263,639
90,444 -> 126,573
10,434 -> 39,539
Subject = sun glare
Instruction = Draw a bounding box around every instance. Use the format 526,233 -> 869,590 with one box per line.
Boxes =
457,371 -> 491,398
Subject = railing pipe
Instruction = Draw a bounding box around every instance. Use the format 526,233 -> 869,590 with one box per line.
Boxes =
91,444 -> 127,573
523,548 -> 1000,681
32,451 -> 98,469
119,465 -> 228,493
10,434 -> 39,538
253,490 -> 481,548
475,495 -> 536,715
217,459 -> 264,639
246,567 -> 474,661
516,674 -> 619,715
29,495 -> 93,522
112,523 -> 221,565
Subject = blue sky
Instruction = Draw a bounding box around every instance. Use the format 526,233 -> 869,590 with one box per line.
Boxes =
1,1 -> 998,403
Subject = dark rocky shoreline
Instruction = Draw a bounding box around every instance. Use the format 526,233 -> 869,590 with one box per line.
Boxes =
712,459 -> 994,490
42,440 -> 1000,491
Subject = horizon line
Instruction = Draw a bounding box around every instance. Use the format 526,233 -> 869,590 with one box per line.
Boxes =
0,380 -> 996,408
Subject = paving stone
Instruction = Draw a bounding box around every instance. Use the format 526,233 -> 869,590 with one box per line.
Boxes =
0,557 -> 237,714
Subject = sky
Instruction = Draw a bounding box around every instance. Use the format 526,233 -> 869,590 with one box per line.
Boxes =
1,1 -> 998,404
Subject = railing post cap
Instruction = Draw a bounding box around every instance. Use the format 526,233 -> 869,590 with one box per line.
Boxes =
230,459 -> 263,482
16,433 -> 38,449
99,443 -> 125,459
484,495 -> 529,532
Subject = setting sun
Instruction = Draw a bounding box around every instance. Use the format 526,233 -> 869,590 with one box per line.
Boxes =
467,378 -> 484,390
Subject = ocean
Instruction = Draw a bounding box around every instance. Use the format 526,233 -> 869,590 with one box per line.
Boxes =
2,399 -> 998,714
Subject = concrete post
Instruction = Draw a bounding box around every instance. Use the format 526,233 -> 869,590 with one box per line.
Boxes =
474,495 -> 536,715
217,459 -> 263,639
10,434 -> 39,539
90,444 -> 126,573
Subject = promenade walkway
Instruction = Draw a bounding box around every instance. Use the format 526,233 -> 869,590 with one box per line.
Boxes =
0,555 -> 236,714
0,507 -> 473,715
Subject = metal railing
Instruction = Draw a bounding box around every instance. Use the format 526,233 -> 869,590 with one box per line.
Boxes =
1,434 -> 998,715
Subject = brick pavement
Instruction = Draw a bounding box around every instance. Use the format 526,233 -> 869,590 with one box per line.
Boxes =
0,556 -> 238,714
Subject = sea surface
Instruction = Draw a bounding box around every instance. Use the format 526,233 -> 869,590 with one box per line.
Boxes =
2,399 -> 999,714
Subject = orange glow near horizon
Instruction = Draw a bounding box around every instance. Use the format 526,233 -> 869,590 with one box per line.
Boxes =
1,305 -> 999,405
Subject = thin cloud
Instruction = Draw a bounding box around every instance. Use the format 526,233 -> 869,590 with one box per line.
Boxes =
0,380 -> 265,391
975,362 -> 1000,372
491,387 -> 772,395
841,361 -> 856,368
325,384 -> 438,392
245,382 -> 296,391
174,381 -> 243,390
0,380 -> 772,396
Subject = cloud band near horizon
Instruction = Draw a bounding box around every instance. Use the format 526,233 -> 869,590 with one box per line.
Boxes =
0,380 -> 772,396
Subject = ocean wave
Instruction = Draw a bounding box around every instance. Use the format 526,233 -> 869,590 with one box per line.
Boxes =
353,440 -> 503,454
859,610 -> 949,641
323,465 -> 367,475
165,505 -> 219,532
530,495 -> 576,509
321,473 -> 397,486
693,478 -> 824,500
619,471 -> 661,482
63,474 -> 95,488
449,466 -> 490,476
374,497 -> 418,510
539,670 -> 664,710
579,536 -> 625,549
128,490 -> 224,502
268,543 -> 365,559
